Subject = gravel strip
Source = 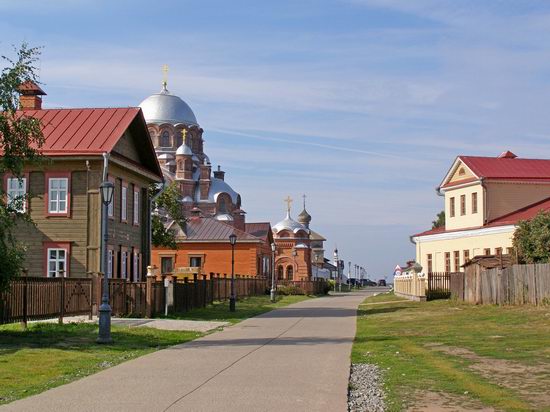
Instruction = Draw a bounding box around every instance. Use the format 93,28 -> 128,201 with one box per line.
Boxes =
348,363 -> 386,412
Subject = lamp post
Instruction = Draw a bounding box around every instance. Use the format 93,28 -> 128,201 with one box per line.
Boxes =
97,180 -> 114,344
333,248 -> 339,293
229,233 -> 237,312
270,242 -> 276,302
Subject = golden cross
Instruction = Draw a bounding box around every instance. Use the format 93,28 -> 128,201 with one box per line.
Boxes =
181,129 -> 187,140
162,64 -> 169,87
284,196 -> 293,213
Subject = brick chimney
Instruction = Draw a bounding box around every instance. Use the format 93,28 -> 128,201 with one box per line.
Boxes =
18,81 -> 46,110
213,165 -> 225,181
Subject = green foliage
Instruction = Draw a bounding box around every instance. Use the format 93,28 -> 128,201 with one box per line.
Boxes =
150,181 -> 186,248
277,284 -> 306,295
513,211 -> 550,263
0,43 -> 44,292
432,210 -> 445,229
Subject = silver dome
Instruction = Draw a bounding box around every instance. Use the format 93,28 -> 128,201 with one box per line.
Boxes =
176,144 -> 192,156
139,88 -> 199,126
272,212 -> 308,234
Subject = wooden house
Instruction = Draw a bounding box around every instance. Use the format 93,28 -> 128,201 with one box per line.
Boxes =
1,83 -> 163,280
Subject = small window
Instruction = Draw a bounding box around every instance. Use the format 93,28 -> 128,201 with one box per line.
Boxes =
495,247 -> 503,256
458,167 -> 465,176
133,189 -> 139,225
472,192 -> 478,214
107,250 -> 114,278
190,256 -> 202,267
449,197 -> 455,217
460,195 -> 466,216
6,177 -> 27,212
48,248 -> 67,277
286,265 -> 294,280
454,251 -> 460,272
121,251 -> 127,279
48,177 -> 69,214
108,178 -> 115,218
121,185 -> 127,221
427,254 -> 433,274
277,265 -> 284,280
161,256 -> 173,274
484,248 -> 491,256
160,131 -> 171,147
463,250 -> 470,263
445,252 -> 451,272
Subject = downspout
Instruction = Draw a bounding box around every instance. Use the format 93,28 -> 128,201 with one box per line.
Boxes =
481,177 -> 487,224
85,160 -> 91,276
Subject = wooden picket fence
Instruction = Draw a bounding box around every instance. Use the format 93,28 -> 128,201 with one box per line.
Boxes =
0,276 -> 93,325
451,263 -> 550,305
427,272 -> 452,300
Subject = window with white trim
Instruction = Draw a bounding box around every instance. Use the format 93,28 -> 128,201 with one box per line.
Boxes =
108,190 -> 114,218
121,185 -> 127,221
107,250 -> 114,278
6,177 -> 27,212
133,189 -> 139,225
48,178 -> 68,214
121,251 -> 127,279
48,248 -> 67,277
133,252 -> 139,282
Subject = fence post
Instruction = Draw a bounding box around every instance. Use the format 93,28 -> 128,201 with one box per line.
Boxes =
145,266 -> 156,318
21,269 -> 28,329
184,277 -> 189,312
202,275 -> 207,308
89,277 -> 94,320
59,273 -> 65,324
164,275 -> 175,315
193,273 -> 198,309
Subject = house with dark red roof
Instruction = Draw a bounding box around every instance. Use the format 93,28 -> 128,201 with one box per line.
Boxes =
412,151 -> 550,273
2,83 -> 163,279
151,216 -> 274,278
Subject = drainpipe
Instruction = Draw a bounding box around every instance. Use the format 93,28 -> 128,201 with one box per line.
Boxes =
481,177 -> 487,224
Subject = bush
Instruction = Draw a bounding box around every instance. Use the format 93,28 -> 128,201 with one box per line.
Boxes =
277,284 -> 306,295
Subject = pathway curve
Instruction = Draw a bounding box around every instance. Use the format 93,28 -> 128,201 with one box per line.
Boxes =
3,290 -> 373,412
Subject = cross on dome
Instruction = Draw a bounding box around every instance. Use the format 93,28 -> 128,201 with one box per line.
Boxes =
284,195 -> 293,213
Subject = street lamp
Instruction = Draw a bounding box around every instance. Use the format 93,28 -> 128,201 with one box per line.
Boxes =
333,248 -> 339,293
229,233 -> 237,312
97,180 -> 114,344
270,243 -> 276,302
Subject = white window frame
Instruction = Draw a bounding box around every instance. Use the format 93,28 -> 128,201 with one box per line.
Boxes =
7,177 -> 27,212
47,248 -> 67,278
48,177 -> 68,214
121,185 -> 127,221
107,250 -> 113,279
133,189 -> 139,225
121,251 -> 127,279
133,252 -> 139,282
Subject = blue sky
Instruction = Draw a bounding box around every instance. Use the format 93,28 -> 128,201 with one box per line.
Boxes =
3,0 -> 550,277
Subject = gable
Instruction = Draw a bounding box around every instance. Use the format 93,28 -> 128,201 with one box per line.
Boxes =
113,131 -> 141,163
439,157 -> 479,190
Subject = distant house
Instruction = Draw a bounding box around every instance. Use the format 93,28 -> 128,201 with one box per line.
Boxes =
2,83 -> 163,279
151,215 -> 273,278
412,151 -> 550,273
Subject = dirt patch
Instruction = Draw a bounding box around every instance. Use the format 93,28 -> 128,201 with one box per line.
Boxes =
407,390 -> 496,412
426,343 -> 550,409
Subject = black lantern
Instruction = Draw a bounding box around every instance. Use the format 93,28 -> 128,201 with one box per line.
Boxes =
100,181 -> 115,206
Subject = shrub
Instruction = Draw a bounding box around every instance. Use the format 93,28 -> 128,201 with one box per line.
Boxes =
277,284 -> 306,295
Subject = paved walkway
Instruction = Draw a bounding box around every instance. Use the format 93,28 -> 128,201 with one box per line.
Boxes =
3,290 -> 373,412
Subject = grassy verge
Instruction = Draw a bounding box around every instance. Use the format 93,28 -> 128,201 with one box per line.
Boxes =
166,294 -> 315,324
0,322 -> 201,405
352,292 -> 550,411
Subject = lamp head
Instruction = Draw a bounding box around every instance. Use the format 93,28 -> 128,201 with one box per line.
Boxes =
229,233 -> 237,245
100,181 -> 115,205
271,242 -> 276,252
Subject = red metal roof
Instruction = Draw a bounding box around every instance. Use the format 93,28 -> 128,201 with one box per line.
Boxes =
185,218 -> 261,242
459,155 -> 550,180
245,222 -> 272,241
16,107 -> 140,155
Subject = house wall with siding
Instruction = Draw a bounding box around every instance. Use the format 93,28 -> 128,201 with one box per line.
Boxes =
485,181 -> 550,222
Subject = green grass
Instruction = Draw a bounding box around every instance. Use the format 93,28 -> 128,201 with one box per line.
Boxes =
165,294 -> 314,324
352,292 -> 550,412
0,322 -> 201,405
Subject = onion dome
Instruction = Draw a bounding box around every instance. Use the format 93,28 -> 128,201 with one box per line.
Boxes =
297,208 -> 312,227
272,211 -> 307,234
176,144 -> 192,156
139,84 -> 199,126
215,213 -> 234,222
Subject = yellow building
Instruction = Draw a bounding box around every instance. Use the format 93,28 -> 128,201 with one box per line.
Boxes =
412,151 -> 550,272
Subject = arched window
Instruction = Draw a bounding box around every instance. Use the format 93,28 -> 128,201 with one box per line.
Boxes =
277,265 -> 284,280
178,161 -> 183,170
176,131 -> 183,147
219,196 -> 228,213
286,266 -> 293,280
160,131 -> 170,147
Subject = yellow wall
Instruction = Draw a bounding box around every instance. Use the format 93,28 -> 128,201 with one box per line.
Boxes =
414,226 -> 514,273
448,162 -> 476,183
444,183 -> 484,230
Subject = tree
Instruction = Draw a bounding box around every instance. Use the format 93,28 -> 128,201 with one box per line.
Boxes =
150,182 -> 186,249
512,211 -> 550,263
0,43 -> 44,292
432,210 -> 445,229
